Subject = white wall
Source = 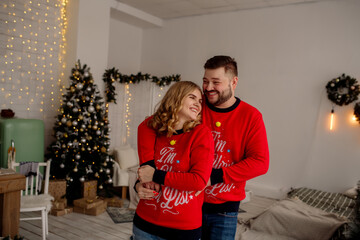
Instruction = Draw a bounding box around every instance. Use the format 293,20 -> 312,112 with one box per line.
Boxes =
76,0 -> 112,94
140,0 -> 360,196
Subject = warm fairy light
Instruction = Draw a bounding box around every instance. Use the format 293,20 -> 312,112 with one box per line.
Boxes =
330,109 -> 334,131
1,0 -> 68,116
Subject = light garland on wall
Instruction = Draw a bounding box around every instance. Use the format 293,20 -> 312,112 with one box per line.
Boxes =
0,0 -> 67,119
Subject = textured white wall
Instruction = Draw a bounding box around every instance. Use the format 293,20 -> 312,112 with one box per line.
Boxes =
140,0 -> 360,196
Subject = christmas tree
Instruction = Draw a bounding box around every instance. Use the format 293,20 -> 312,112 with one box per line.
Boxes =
46,61 -> 113,201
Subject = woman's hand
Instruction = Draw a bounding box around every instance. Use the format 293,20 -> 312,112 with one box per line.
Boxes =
138,165 -> 155,183
143,181 -> 161,193
136,182 -> 159,200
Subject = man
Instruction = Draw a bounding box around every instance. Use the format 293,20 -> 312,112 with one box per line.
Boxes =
200,55 -> 269,239
137,55 -> 269,240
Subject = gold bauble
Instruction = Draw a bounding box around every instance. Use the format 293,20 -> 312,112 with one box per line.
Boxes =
66,121 -> 72,127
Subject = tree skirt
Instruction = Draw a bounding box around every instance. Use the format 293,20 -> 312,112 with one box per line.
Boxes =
107,207 -> 135,223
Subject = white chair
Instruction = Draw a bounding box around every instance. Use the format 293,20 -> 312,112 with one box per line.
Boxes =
112,145 -> 139,199
10,160 -> 53,240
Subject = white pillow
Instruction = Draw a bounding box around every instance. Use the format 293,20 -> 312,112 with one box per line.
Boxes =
343,187 -> 358,199
114,145 -> 139,170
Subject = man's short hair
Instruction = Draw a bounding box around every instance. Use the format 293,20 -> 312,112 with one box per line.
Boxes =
204,55 -> 238,77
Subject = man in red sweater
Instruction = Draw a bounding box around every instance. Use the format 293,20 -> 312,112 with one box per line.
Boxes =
200,55 -> 269,239
137,55 -> 269,239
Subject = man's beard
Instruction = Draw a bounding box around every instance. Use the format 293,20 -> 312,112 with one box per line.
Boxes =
205,84 -> 232,106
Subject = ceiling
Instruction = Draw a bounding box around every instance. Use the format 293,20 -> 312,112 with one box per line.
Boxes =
115,0 -> 333,20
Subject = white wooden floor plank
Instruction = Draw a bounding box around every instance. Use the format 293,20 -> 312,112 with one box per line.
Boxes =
20,209 -> 132,240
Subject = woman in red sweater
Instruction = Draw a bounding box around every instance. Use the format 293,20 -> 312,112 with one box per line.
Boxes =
132,81 -> 214,240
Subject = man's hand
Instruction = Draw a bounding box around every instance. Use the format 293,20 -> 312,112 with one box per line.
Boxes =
138,165 -> 155,183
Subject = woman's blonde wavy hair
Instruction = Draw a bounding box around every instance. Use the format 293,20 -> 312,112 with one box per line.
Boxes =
148,81 -> 202,137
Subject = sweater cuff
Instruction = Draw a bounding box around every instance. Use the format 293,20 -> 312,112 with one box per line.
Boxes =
210,168 -> 224,185
133,179 -> 140,193
140,160 -> 155,168
153,169 -> 167,185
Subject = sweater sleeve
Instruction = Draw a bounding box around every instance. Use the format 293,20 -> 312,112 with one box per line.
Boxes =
164,126 -> 214,191
137,117 -> 157,165
222,114 -> 269,184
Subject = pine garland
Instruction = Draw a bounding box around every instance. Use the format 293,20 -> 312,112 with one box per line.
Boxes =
354,102 -> 360,124
103,68 -> 181,103
325,74 -> 360,106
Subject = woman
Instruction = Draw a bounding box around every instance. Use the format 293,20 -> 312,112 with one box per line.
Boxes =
133,81 -> 214,240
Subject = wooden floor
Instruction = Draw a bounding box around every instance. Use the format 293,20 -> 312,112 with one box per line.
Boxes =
19,208 -> 132,240
19,195 -> 277,240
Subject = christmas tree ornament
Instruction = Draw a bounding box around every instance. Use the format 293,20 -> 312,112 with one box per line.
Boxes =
66,121 -> 72,127
106,169 -> 110,174
107,178 -> 113,184
88,106 -> 95,113
99,185 -> 103,190
73,108 -> 79,113
67,101 -> 73,107
61,117 -> 67,123
92,125 -> 97,130
60,163 -> 65,168
80,138 -> 86,143
79,176 -> 85,182
76,83 -> 83,90
73,166 -> 78,172
96,130 -> 101,135
84,72 -> 89,77
72,120 -> 78,126
75,154 -> 81,160
61,154 -> 66,159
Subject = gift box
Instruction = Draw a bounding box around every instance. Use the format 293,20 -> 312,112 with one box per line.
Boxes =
102,197 -> 123,208
73,197 -> 103,210
51,198 -> 67,210
50,207 -> 73,216
82,180 -> 97,198
48,179 -> 67,200
73,201 -> 107,216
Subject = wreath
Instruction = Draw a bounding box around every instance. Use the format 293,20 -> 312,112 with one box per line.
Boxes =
325,74 -> 360,106
354,102 -> 360,124
103,68 -> 181,103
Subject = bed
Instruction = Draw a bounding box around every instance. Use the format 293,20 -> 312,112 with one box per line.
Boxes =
236,187 -> 358,240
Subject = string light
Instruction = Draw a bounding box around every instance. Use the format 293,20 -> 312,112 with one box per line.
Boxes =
1,0 -> 68,118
